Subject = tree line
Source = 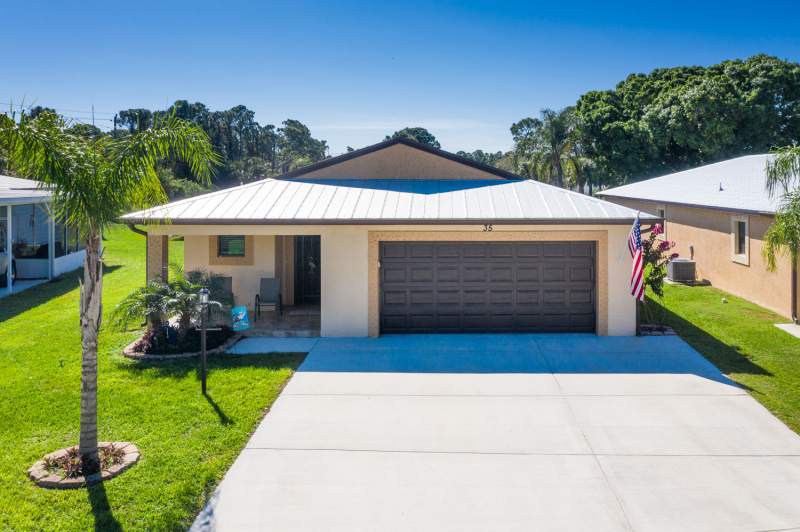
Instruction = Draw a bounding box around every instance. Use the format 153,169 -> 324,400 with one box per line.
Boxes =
394,55 -> 800,193
5,54 -> 798,197
503,54 -> 800,191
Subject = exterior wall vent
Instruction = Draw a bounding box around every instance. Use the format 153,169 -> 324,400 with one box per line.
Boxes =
667,258 -> 696,282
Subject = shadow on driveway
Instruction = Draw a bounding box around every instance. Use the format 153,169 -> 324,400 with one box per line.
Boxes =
298,333 -> 739,386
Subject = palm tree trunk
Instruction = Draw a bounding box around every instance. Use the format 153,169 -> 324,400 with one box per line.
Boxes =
79,231 -> 103,474
553,154 -> 564,188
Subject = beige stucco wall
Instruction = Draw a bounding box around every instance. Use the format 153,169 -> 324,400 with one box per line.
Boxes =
184,235 -> 276,308
295,143 -> 505,180
154,223 -> 637,337
609,198 -> 793,318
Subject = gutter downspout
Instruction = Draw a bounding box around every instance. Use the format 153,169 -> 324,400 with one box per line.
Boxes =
126,223 -> 147,237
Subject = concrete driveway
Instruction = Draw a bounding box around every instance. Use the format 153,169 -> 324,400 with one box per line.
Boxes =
195,334 -> 800,532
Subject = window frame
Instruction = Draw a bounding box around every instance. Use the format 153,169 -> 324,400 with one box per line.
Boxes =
731,214 -> 749,266
655,204 -> 667,238
217,235 -> 247,258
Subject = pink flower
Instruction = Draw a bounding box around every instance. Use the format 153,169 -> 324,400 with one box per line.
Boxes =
652,223 -> 663,235
658,240 -> 673,251
669,253 -> 679,259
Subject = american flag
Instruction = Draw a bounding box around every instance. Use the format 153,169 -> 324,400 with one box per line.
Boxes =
628,214 -> 645,301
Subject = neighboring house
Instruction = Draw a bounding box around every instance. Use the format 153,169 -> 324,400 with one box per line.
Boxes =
123,138 -> 653,336
599,154 -> 798,322
0,175 -> 86,296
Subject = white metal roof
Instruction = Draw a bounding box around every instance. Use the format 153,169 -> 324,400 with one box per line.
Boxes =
0,175 -> 51,204
598,154 -> 780,215
123,178 -> 650,224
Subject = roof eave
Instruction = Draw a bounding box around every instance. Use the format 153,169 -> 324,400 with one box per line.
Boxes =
119,216 -> 654,226
597,193 -> 776,216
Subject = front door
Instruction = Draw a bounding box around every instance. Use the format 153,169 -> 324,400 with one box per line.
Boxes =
294,236 -> 321,305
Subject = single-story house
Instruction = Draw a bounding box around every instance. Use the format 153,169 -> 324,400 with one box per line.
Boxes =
599,154 -> 798,322
0,175 -> 85,296
122,138 -> 654,337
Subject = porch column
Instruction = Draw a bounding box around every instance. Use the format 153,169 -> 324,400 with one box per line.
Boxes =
5,205 -> 11,294
48,210 -> 55,280
146,233 -> 169,282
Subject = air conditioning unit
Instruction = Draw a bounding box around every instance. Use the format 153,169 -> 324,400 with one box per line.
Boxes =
667,258 -> 696,282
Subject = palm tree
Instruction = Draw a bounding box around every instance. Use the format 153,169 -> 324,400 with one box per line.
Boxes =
510,108 -> 577,187
0,111 -> 218,473
766,146 -> 800,197
764,147 -> 800,323
763,190 -> 800,271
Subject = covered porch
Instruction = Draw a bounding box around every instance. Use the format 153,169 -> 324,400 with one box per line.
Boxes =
145,231 -> 324,337
1,176 -> 86,298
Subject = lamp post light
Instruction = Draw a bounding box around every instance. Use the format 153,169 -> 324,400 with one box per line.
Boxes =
198,288 -> 209,394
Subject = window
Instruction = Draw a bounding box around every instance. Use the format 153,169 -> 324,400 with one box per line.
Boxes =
54,218 -> 83,257
735,221 -> 746,255
656,205 -> 667,237
731,215 -> 749,265
0,206 -> 6,254
54,222 -> 66,257
12,204 -> 49,258
218,235 -> 246,257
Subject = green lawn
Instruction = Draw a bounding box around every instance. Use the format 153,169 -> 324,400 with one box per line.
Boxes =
651,283 -> 800,434
0,225 -> 303,531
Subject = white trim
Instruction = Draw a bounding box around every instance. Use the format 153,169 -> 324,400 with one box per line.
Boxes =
655,204 -> 667,238
731,214 -> 750,266
6,204 -> 12,293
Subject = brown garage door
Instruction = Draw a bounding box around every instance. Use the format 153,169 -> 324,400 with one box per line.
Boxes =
379,241 -> 596,333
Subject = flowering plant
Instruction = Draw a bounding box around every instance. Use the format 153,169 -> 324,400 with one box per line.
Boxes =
641,223 -> 678,299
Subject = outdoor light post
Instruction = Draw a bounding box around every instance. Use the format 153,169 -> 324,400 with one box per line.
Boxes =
199,288 -> 209,395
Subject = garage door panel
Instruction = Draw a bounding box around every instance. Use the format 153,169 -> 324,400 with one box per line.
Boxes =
542,243 -> 568,257
383,267 -> 407,283
380,242 -> 407,258
569,289 -> 594,305
570,265 -> 593,282
489,243 -> 514,258
380,241 -> 595,333
463,266 -> 489,282
436,267 -> 460,282
515,243 -> 540,257
517,266 -> 541,282
542,266 -> 566,282
490,267 -> 513,282
410,244 -> 435,258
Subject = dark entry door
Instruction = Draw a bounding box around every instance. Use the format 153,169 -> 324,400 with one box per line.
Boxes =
379,241 -> 596,333
294,236 -> 321,305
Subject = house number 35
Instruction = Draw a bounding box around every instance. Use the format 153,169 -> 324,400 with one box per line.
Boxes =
483,224 -> 493,232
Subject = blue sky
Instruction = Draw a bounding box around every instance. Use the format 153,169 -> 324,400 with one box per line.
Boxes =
3,0 -> 799,154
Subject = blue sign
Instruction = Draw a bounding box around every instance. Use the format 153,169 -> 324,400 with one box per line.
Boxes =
231,306 -> 250,332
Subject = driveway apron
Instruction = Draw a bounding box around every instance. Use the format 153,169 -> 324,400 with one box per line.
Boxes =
193,334 -> 800,532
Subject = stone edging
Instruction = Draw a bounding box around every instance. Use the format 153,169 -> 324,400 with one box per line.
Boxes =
639,324 -> 678,336
28,442 -> 140,489
122,334 -> 241,361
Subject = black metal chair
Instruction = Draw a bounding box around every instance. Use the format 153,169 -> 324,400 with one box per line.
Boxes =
207,276 -> 233,326
254,278 -> 282,321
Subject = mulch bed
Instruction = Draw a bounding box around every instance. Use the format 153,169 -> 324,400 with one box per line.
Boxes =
28,442 -> 140,489
123,327 -> 240,360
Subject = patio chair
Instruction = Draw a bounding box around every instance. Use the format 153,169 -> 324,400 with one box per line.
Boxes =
207,276 -> 233,326
254,277 -> 282,321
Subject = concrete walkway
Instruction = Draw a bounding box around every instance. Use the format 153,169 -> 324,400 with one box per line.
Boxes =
194,334 -> 800,532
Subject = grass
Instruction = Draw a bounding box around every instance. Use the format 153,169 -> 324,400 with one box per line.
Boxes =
648,283 -> 800,434
0,225 -> 304,531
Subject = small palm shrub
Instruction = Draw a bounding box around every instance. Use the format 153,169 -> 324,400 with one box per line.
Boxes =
110,281 -> 172,337
112,269 -> 230,353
